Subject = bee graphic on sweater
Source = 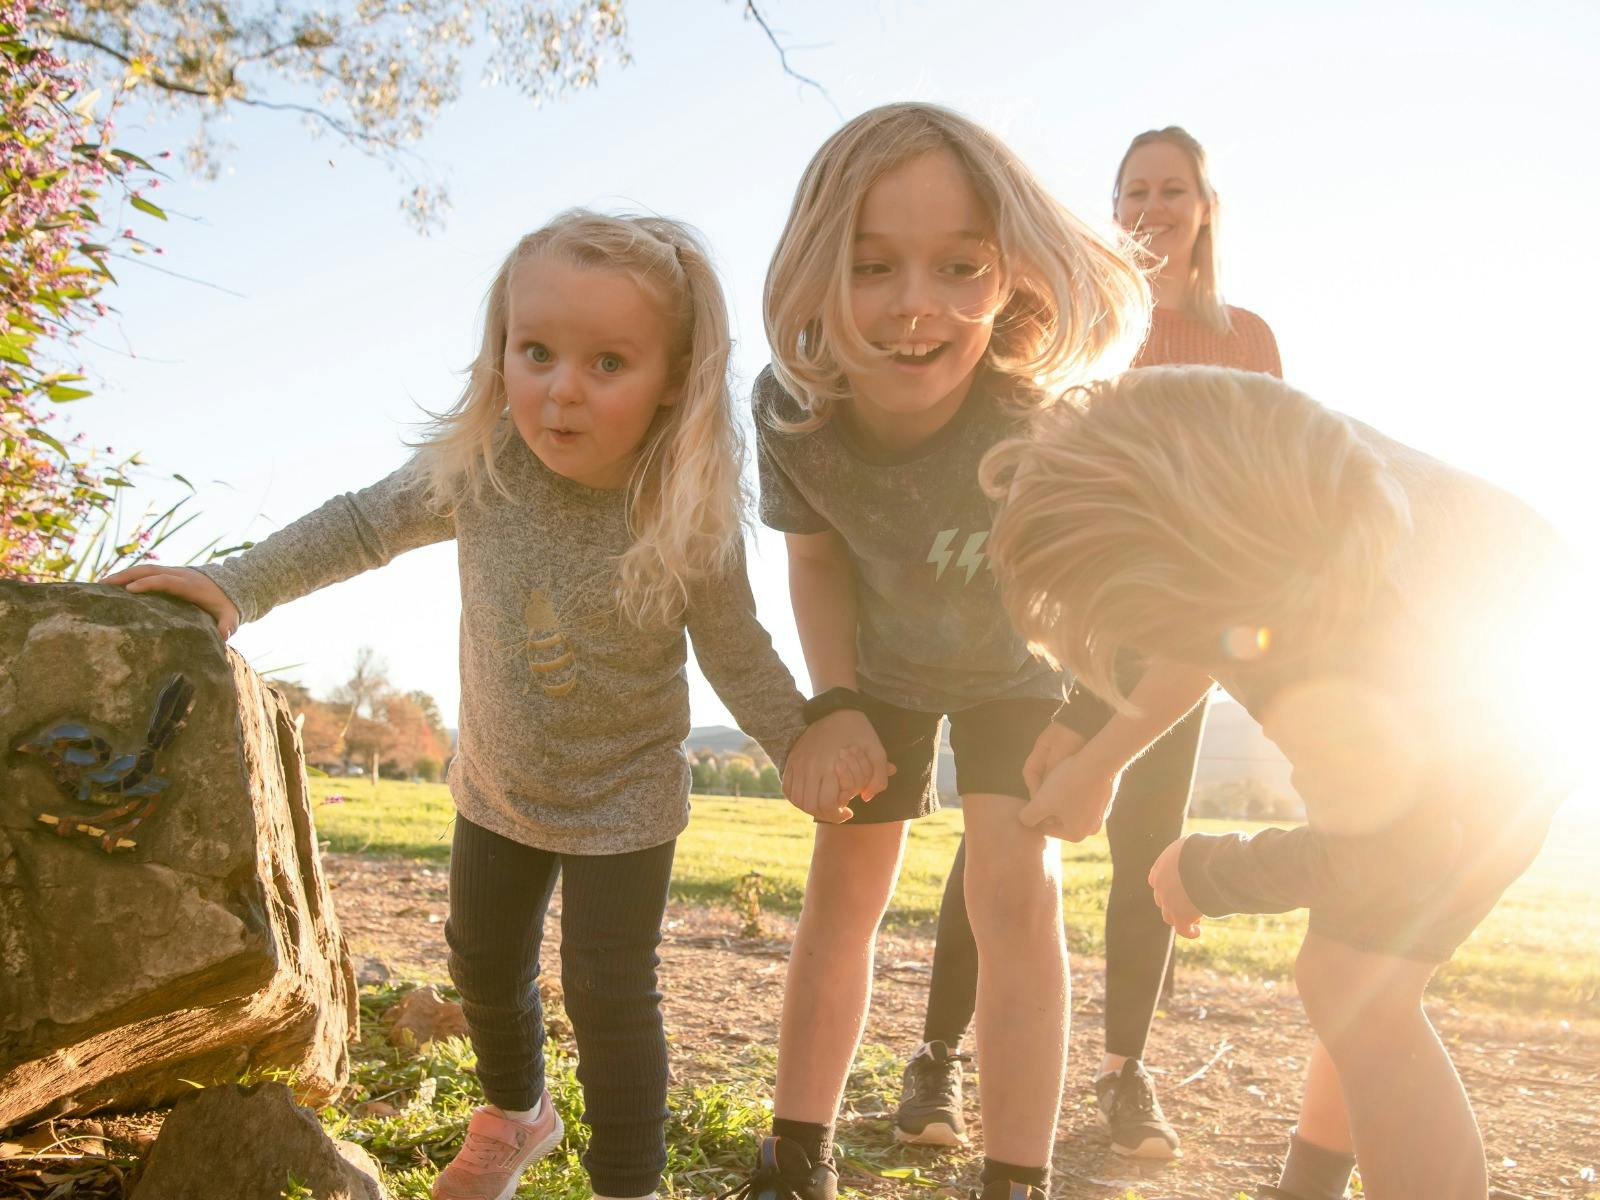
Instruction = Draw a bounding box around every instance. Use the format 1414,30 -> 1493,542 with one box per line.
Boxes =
523,588 -> 578,698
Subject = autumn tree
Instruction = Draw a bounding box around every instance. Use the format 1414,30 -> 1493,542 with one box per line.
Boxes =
297,701 -> 347,770
342,714 -> 395,786
407,689 -> 450,753
379,691 -> 441,776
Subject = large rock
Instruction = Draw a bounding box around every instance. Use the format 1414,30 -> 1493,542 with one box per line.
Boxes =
129,1081 -> 385,1200
0,581 -> 356,1128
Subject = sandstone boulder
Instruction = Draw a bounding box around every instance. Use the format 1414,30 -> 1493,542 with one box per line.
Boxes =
0,581 -> 356,1128
129,1081 -> 385,1200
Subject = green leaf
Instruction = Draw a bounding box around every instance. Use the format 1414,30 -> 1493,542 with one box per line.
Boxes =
26,427 -> 67,457
46,385 -> 92,402
111,148 -> 158,172
130,194 -> 167,221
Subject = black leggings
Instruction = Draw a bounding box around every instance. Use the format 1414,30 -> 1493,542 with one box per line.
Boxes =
445,816 -> 676,1198
922,701 -> 1209,1059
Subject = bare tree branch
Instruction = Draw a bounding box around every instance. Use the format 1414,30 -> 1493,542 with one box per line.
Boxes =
742,1 -> 841,118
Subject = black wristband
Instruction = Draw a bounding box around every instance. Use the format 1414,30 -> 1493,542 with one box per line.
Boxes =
802,686 -> 866,725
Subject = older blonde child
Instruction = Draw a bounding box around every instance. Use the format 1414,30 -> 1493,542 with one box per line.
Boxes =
108,212 -> 868,1200
903,123 -> 1285,1161
728,103 -> 1149,1200
986,365 -> 1574,1200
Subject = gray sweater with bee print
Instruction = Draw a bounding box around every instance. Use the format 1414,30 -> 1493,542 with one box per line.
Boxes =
198,436 -> 808,855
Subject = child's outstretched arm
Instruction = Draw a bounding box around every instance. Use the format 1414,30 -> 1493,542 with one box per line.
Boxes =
103,462 -> 453,634
775,529 -> 890,823
685,542 -> 865,817
1018,661 -> 1213,839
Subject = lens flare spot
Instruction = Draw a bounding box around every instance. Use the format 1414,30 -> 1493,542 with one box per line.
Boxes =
1222,624 -> 1271,661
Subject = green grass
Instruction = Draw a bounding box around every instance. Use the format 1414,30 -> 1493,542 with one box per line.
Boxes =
308,778 -> 1600,1013
321,984 -> 968,1197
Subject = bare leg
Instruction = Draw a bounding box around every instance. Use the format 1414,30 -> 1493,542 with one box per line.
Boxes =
1296,1038 -> 1354,1153
773,820 -> 909,1121
963,793 -> 1068,1167
1294,933 -> 1486,1200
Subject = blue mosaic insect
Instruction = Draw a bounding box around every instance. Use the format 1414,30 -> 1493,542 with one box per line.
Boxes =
16,673 -> 196,853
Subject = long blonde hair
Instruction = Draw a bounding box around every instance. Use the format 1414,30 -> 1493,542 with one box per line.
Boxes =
1113,126 -> 1230,334
412,210 -> 745,628
983,367 -> 1411,709
766,102 -> 1150,429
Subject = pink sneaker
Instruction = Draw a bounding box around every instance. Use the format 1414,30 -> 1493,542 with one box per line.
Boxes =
431,1096 -> 565,1200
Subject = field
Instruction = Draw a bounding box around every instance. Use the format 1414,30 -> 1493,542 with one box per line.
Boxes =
309,777 -> 1600,1013
273,778 -> 1600,1198
20,781 -> 1589,1199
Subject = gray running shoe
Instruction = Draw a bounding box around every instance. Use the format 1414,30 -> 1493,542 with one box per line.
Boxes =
893,1040 -> 970,1147
1093,1059 -> 1181,1159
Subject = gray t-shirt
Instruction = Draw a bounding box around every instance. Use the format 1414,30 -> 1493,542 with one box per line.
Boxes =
200,433 -> 806,856
753,366 -> 1063,713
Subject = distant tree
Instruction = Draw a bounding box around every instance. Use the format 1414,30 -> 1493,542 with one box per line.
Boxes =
380,691 -> 440,775
330,646 -> 389,742
724,761 -> 759,797
758,765 -> 781,797
741,737 -> 773,771
407,688 -> 450,751
691,759 -> 723,794
1191,777 -> 1298,822
343,714 -> 394,786
297,701 -> 346,770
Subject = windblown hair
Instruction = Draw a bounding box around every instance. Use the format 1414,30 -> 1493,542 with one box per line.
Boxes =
1113,126 -> 1230,335
412,210 -> 745,628
766,102 -> 1150,430
983,367 -> 1412,709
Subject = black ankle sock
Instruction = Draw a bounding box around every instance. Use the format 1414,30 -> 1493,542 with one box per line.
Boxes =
1278,1129 -> 1355,1200
772,1118 -> 834,1165
979,1158 -> 1048,1194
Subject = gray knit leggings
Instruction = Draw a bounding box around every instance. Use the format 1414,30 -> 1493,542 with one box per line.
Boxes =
445,815 -> 676,1198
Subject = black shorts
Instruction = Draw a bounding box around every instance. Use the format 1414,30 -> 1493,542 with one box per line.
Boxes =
837,694 -> 1060,825
1309,791 -> 1557,964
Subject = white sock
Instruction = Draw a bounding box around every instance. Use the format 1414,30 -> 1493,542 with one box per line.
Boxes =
492,1094 -> 542,1123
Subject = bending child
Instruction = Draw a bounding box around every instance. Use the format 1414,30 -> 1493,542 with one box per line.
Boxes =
728,102 -> 1149,1200
108,211 -> 873,1200
985,365 -> 1575,1200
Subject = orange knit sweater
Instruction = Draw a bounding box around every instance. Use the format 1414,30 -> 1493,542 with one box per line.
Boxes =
1136,304 -> 1282,379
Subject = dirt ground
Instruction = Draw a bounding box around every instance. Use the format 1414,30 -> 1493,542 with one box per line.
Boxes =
321,851 -> 1600,1199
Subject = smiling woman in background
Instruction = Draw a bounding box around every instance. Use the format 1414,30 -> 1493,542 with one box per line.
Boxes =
896,125 -> 1283,1166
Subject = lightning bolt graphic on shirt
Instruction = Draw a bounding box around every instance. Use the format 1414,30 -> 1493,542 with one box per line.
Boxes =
927,528 -> 990,584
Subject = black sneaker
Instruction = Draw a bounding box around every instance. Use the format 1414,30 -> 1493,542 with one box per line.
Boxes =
1093,1059 -> 1181,1159
1253,1189 -> 1311,1200
970,1183 -> 1045,1200
894,1040 -> 970,1147
719,1136 -> 837,1200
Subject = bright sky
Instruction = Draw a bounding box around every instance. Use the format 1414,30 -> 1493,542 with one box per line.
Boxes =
68,1 -> 1598,797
